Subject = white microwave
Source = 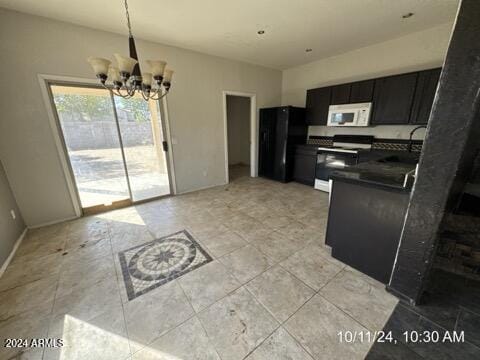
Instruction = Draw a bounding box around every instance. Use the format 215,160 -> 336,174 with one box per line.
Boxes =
327,102 -> 372,127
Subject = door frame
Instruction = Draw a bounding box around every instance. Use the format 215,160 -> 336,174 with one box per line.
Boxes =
222,90 -> 257,183
38,74 -> 176,216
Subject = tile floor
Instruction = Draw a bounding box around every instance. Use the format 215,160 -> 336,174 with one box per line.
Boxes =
118,230 -> 213,301
0,167 -> 398,360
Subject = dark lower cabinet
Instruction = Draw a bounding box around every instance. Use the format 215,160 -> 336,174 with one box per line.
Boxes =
372,73 -> 418,125
293,146 -> 317,186
258,107 -> 307,182
306,87 -> 331,125
410,68 -> 441,124
326,179 -> 409,283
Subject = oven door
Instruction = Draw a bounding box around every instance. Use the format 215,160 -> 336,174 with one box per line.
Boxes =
327,110 -> 359,126
315,151 -> 358,191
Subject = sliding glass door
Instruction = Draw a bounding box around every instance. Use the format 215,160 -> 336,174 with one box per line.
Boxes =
114,94 -> 171,201
49,84 -> 171,213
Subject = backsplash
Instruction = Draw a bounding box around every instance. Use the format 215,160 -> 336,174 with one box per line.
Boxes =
307,136 -> 423,152
306,136 -> 332,146
371,139 -> 423,152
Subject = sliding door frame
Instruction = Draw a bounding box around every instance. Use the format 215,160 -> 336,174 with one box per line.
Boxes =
38,74 -> 176,217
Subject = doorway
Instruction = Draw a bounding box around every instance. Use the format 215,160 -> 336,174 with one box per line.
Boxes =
48,84 -> 172,214
223,91 -> 257,183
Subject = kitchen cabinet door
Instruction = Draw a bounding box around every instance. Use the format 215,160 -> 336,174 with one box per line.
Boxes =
331,84 -> 351,105
293,147 -> 317,186
410,68 -> 441,125
306,87 -> 331,125
327,179 -> 409,283
349,80 -> 374,103
372,73 -> 418,125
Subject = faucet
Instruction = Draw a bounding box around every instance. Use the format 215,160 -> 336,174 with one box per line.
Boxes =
408,125 -> 427,152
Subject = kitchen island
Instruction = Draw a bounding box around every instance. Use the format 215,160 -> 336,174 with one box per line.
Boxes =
325,158 -> 416,283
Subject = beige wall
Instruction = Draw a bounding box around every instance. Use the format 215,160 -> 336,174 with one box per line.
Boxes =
227,96 -> 250,166
281,22 -> 454,139
0,160 -> 26,268
0,9 -> 282,227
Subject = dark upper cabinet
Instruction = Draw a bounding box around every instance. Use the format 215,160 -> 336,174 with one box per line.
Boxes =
410,68 -> 441,125
304,68 -> 440,126
372,73 -> 418,125
331,84 -> 351,105
306,87 -> 331,125
349,80 -> 375,103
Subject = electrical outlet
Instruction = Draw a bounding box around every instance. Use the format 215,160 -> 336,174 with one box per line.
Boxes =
10,209 -> 16,220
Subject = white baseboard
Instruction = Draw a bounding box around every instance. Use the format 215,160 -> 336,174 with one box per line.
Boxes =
177,182 -> 228,195
28,215 -> 79,229
0,228 -> 27,278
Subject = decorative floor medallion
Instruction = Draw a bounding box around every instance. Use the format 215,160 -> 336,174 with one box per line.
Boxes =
119,230 -> 212,300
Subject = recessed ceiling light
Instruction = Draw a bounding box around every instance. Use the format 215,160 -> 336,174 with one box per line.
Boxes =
402,12 -> 414,19
257,30 -> 265,35
305,48 -> 313,52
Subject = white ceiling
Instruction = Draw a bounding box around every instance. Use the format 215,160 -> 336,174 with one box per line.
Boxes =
0,0 -> 459,69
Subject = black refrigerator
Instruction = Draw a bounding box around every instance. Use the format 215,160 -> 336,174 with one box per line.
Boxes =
258,106 -> 307,182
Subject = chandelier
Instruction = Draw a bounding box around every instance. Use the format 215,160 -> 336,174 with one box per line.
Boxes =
87,0 -> 173,100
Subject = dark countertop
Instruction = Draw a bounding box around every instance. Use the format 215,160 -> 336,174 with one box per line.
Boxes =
295,144 -> 420,191
331,155 -> 417,191
296,144 -> 323,150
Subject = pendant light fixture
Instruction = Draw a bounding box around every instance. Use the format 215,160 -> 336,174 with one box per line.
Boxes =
87,0 -> 173,100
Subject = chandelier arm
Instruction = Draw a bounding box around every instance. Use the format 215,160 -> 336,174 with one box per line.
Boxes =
101,83 -> 170,100
113,89 -> 129,99
115,88 -> 126,98
117,87 -> 133,99
141,90 -> 150,101
125,87 -> 135,98
100,83 -> 128,99
149,88 -> 161,100
150,89 -> 162,101
150,92 -> 160,101
157,89 -> 170,100
100,82 -> 112,92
